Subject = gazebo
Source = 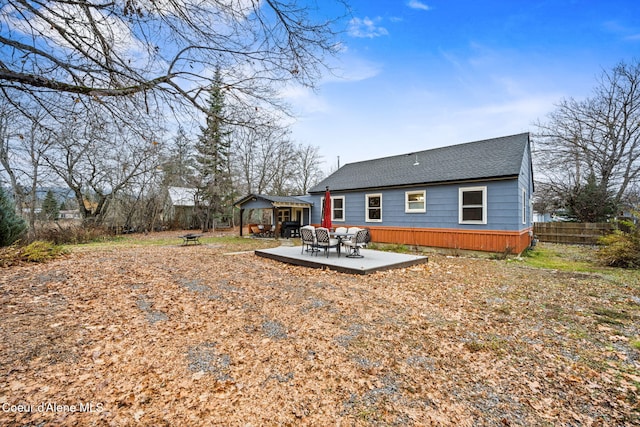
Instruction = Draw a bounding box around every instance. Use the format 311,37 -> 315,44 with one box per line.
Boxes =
234,194 -> 313,237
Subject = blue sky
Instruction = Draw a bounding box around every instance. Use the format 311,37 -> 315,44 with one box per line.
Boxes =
285,0 -> 640,172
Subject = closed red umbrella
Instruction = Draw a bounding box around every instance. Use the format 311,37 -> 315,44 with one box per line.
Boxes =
322,186 -> 332,230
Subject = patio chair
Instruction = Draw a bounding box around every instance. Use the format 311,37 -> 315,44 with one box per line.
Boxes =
265,224 -> 276,238
334,226 -> 349,243
344,228 -> 368,258
346,227 -> 361,238
300,226 -> 318,254
315,227 -> 340,258
250,225 -> 262,236
340,226 -> 360,247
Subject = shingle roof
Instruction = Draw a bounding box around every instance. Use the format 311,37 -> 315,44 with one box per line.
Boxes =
309,133 -> 530,193
234,194 -> 311,207
258,195 -> 311,205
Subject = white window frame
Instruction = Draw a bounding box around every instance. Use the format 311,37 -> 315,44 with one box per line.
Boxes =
365,193 -> 383,222
522,188 -> 527,225
405,190 -> 426,213
332,195 -> 345,222
277,209 -> 290,223
459,186 -> 487,224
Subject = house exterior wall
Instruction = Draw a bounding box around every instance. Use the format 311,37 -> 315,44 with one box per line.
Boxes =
311,180 -> 525,230
310,178 -> 533,253
239,198 -> 276,210
518,140 -> 535,229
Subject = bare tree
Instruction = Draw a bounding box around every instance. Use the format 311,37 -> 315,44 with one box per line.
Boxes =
232,124 -> 287,194
534,59 -> 640,220
161,126 -> 196,188
233,126 -> 259,195
43,106 -> 162,225
292,143 -> 324,194
231,120 -> 324,197
0,104 -> 55,235
1,0 -> 346,119
0,107 -> 26,210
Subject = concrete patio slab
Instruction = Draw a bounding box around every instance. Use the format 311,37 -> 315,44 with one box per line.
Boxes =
254,245 -> 428,275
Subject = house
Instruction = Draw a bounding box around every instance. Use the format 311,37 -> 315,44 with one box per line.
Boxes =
59,209 -> 81,220
235,133 -> 535,253
166,186 -> 200,229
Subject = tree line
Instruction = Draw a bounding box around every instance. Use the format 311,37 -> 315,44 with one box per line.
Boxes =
0,0 -> 345,239
0,86 -> 325,234
3,1 -> 638,238
534,59 -> 640,223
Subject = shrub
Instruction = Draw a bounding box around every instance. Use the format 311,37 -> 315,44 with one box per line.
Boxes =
35,224 -> 111,245
0,240 -> 67,267
597,218 -> 640,268
0,187 -> 26,246
20,241 -> 66,262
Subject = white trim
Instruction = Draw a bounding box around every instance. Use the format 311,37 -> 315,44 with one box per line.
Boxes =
405,190 -> 426,213
366,193 -> 383,222
459,186 -> 487,224
522,188 -> 527,225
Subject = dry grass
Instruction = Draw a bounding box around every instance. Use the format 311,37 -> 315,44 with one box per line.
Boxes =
0,236 -> 638,426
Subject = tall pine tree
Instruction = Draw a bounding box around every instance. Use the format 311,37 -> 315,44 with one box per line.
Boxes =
194,68 -> 233,232
41,190 -> 60,221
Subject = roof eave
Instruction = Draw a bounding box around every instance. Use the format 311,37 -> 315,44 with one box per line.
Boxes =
234,194 -> 312,208
308,174 -> 520,194
272,201 -> 312,208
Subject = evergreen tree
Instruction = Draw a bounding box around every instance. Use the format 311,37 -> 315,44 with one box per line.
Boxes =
194,68 -> 234,231
41,190 -> 60,220
566,173 -> 616,222
0,187 -> 26,246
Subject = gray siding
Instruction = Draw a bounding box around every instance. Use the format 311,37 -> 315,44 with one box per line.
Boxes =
518,142 -> 535,229
241,199 -> 275,210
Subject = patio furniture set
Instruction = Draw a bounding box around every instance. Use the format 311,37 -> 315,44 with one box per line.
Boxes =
300,226 -> 370,258
250,224 -> 276,238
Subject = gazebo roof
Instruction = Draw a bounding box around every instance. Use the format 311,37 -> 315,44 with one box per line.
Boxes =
234,194 -> 312,208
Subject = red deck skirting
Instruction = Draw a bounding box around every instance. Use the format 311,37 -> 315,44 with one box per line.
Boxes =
367,226 -> 533,254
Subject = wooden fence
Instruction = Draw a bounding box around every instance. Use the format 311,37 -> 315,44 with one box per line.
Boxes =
533,222 -> 614,245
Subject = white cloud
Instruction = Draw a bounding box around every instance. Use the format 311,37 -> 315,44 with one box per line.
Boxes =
280,85 -> 330,116
5,1 -> 151,69
348,16 -> 389,38
407,1 -> 431,11
326,56 -> 383,83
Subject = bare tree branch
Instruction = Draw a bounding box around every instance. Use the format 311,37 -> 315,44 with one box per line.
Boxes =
1,0 -> 346,114
534,59 -> 640,219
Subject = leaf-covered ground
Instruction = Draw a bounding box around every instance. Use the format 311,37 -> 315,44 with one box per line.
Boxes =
0,236 -> 638,426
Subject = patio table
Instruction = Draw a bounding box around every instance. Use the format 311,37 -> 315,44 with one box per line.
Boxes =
330,232 -> 354,257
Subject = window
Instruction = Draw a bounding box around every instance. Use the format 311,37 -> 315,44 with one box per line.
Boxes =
277,209 -> 290,223
366,194 -> 382,222
332,196 -> 345,221
320,196 -> 345,222
405,190 -> 426,213
459,186 -> 487,224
